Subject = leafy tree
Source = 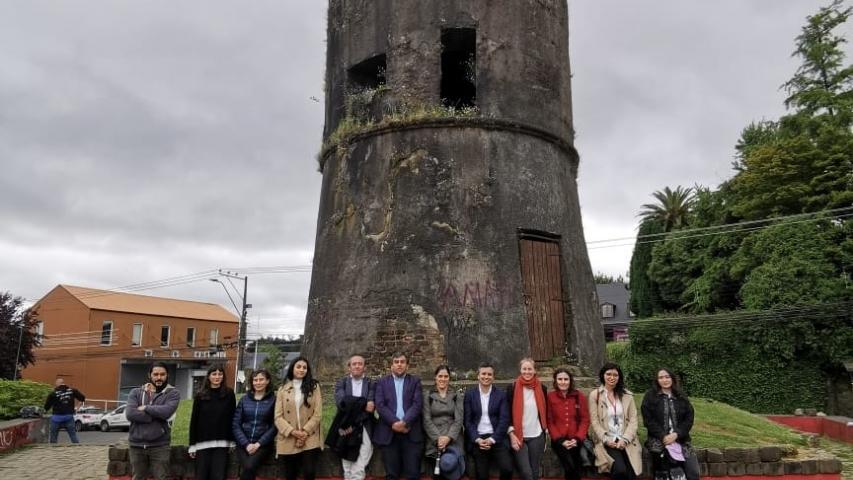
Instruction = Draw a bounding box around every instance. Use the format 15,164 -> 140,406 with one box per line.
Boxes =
593,272 -> 625,284
628,219 -> 664,317
782,0 -> 853,116
638,186 -> 695,231
0,293 -> 41,380
259,343 -> 285,385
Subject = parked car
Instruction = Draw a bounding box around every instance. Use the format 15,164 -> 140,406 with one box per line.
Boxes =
74,406 -> 105,431
99,404 -> 130,432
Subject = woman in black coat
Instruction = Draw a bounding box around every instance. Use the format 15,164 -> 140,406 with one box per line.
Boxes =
640,368 -> 699,480
189,365 -> 237,480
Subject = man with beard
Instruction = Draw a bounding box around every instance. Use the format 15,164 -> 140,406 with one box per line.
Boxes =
44,377 -> 85,443
126,362 -> 181,480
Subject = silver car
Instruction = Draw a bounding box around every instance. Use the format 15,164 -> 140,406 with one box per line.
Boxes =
100,404 -> 131,432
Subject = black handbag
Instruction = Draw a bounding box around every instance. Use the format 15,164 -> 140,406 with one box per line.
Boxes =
579,438 -> 595,467
574,399 -> 595,467
645,436 -> 664,454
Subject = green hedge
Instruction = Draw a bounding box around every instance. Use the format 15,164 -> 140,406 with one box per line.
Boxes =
622,319 -> 825,414
0,379 -> 53,419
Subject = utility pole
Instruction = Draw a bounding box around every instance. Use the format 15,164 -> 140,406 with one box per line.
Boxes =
12,324 -> 23,380
210,271 -> 251,389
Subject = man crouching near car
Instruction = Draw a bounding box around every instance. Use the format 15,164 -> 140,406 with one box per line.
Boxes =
126,362 -> 181,480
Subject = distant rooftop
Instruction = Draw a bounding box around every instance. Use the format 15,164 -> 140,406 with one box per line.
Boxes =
42,284 -> 239,323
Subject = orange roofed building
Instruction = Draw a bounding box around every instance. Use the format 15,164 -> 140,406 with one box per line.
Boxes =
23,285 -> 239,403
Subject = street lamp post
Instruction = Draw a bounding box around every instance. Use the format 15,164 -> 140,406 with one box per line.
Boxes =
209,271 -> 251,389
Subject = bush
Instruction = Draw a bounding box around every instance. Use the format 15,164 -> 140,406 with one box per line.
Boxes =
0,379 -> 53,419
624,318 -> 826,414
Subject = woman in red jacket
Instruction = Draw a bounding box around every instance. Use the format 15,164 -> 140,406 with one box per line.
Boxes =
546,367 -> 590,480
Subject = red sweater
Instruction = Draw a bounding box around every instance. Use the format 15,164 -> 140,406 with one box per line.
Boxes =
546,389 -> 590,442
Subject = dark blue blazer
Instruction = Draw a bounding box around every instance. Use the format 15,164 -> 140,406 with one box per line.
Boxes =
463,385 -> 510,447
334,375 -> 376,437
373,373 -> 424,446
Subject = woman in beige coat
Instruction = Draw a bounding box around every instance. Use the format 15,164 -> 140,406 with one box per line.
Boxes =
275,356 -> 323,480
588,363 -> 642,480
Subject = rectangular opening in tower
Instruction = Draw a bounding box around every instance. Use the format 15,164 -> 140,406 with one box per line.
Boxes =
347,54 -> 387,92
441,28 -> 476,108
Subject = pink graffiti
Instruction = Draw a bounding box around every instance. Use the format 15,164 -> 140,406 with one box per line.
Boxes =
438,280 -> 513,311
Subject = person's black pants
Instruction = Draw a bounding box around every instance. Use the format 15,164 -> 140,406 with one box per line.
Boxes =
381,433 -> 423,480
650,449 -> 700,480
604,446 -> 636,480
552,441 -> 583,480
237,445 -> 271,480
279,448 -> 320,480
471,441 -> 513,480
195,447 -> 229,480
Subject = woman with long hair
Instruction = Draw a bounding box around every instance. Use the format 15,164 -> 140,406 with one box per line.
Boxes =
188,365 -> 237,480
275,356 -> 323,480
232,369 -> 277,480
423,365 -> 464,480
506,358 -> 548,480
641,368 -> 699,480
588,363 -> 642,480
546,368 -> 589,480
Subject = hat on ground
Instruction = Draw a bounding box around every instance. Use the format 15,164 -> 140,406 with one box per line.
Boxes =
439,446 -> 466,480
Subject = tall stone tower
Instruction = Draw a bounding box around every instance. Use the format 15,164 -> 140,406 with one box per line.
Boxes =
303,0 -> 605,378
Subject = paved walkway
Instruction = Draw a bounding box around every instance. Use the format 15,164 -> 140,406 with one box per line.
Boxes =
0,444 -> 108,480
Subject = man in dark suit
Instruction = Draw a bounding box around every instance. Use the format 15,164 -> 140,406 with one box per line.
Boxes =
463,362 -> 513,480
374,352 -> 424,480
333,354 -> 376,480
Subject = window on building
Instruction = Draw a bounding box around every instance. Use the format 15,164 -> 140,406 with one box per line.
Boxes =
160,326 -> 170,348
348,54 -> 387,92
209,328 -> 219,347
186,327 -> 196,348
601,304 -> 615,319
100,321 -> 113,346
131,323 -> 143,347
441,28 -> 476,108
35,321 -> 44,337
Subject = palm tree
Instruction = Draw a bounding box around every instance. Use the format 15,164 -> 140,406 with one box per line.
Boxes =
638,186 -> 695,231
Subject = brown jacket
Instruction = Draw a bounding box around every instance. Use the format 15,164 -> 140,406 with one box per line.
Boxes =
588,386 -> 642,476
274,380 -> 323,455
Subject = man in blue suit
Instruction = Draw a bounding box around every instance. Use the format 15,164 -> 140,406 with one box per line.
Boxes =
463,362 -> 513,480
374,352 -> 424,480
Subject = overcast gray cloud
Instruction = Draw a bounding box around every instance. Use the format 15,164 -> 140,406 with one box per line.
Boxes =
0,1 -> 840,337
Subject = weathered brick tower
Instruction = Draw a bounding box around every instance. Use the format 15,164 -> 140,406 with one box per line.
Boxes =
303,0 -> 605,378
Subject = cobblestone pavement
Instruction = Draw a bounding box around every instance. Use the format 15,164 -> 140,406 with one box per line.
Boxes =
0,444 -> 108,480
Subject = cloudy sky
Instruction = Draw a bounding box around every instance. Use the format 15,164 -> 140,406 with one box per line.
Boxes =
0,1 -> 836,337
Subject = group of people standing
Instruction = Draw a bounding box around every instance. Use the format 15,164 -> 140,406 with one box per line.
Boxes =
121,356 -> 699,480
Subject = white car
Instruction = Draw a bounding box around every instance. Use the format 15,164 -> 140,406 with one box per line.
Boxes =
74,406 -> 104,432
99,404 -> 131,432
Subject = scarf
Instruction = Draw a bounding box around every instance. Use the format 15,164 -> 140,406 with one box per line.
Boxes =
511,375 -> 547,439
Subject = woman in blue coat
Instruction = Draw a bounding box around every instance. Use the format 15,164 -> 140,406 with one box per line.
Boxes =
232,369 -> 278,480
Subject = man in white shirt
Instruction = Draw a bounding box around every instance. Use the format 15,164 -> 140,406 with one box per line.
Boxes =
463,363 -> 513,480
333,355 -> 376,480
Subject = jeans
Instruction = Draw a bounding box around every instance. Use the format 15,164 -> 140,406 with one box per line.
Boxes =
381,433 -> 423,480
129,444 -> 171,480
512,433 -> 545,480
49,416 -> 79,444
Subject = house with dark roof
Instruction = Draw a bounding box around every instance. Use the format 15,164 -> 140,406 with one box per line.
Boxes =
596,282 -> 633,341
23,285 -> 239,403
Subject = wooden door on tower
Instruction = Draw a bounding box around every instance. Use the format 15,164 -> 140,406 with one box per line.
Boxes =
519,237 -> 566,361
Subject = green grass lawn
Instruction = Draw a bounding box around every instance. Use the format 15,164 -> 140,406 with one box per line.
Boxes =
171,394 -> 807,449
